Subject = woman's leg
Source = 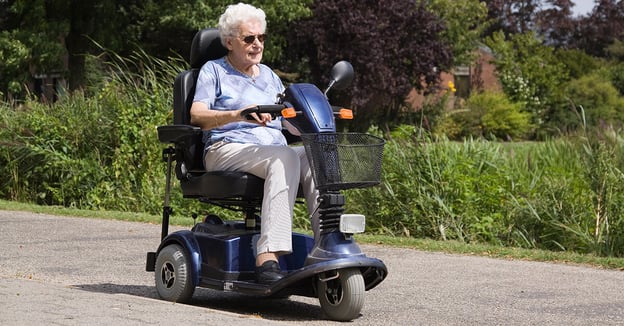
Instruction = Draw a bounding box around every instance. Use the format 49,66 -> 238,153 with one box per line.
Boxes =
292,146 -> 320,241
204,143 -> 301,261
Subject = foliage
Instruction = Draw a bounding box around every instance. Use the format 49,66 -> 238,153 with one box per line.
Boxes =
441,91 -> 531,140
606,39 -> 624,61
0,50 -> 185,213
485,31 -> 569,135
0,93 -> 115,205
5,65 -> 624,256
289,0 -> 453,131
87,51 -> 181,212
413,92 -> 454,135
565,73 -> 624,128
426,0 -> 489,66
577,126 -> 624,256
0,30 -> 30,97
0,0 -> 312,99
534,0 -> 576,47
555,48 -> 600,79
0,0 -> 67,99
483,0 -> 571,36
483,0 -> 624,58
349,127 -> 515,243
608,61 -> 624,96
134,0 -> 312,66
347,125 -> 624,257
573,0 -> 624,57
252,0 -> 312,66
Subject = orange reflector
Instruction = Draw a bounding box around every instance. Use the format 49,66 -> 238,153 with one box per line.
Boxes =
281,107 -> 297,118
339,108 -> 354,119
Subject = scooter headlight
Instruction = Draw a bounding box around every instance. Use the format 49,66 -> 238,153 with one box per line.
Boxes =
339,214 -> 366,234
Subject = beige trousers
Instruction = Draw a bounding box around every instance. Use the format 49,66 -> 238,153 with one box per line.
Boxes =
204,142 -> 319,256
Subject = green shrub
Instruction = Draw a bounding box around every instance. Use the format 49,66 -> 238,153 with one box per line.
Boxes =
0,50 -> 186,214
441,91 -> 531,140
565,73 -> 624,127
0,93 -> 115,205
609,62 -> 624,96
555,48 -> 599,79
485,31 -> 569,134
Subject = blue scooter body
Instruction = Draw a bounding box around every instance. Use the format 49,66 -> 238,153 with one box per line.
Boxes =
283,83 -> 336,134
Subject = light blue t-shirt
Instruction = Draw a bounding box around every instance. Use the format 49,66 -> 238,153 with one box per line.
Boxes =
193,57 -> 286,149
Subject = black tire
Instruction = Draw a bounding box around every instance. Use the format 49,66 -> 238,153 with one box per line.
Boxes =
317,268 -> 365,321
154,244 -> 195,303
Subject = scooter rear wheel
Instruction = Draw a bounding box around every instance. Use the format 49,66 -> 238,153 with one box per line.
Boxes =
155,244 -> 195,303
317,268 -> 365,321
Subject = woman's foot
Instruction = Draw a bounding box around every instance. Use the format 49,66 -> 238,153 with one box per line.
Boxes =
255,260 -> 284,284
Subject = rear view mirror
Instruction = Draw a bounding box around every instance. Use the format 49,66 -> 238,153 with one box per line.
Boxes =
324,61 -> 354,95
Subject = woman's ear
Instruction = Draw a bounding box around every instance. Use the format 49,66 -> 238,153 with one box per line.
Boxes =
225,38 -> 234,51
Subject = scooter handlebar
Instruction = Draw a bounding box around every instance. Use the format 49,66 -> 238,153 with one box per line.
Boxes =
240,104 -> 286,120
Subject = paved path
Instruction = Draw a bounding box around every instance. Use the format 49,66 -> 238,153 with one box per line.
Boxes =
1,210 -> 624,325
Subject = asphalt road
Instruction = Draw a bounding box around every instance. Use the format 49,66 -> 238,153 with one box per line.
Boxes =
1,209 -> 624,325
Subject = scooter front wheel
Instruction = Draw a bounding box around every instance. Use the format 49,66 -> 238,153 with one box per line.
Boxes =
317,268 -> 365,321
155,244 -> 195,303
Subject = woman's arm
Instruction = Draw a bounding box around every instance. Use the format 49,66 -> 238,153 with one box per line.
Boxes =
190,102 -> 273,130
190,101 -> 241,130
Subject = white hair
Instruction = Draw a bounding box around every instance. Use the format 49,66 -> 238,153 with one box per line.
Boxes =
218,2 -> 266,45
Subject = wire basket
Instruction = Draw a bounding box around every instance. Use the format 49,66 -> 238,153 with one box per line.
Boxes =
301,133 -> 385,191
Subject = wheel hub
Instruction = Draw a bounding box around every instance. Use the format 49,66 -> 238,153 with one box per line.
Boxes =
161,261 -> 176,288
324,281 -> 343,305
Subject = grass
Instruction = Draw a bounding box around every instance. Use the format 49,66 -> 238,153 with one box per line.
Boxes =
2,199 -> 624,271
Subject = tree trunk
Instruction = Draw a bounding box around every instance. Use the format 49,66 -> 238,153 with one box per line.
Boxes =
65,0 -> 94,91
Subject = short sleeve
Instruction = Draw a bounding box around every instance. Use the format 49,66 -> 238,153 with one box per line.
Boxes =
193,62 -> 220,106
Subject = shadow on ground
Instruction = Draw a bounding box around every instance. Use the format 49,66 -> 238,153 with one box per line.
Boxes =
73,283 -> 325,322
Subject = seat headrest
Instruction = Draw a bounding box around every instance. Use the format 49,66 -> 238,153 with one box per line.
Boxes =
190,28 -> 228,69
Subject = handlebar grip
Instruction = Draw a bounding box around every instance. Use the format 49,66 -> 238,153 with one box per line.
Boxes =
256,104 -> 286,113
240,107 -> 259,118
240,104 -> 286,120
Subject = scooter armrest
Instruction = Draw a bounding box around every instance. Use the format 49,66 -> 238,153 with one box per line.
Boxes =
157,125 -> 202,144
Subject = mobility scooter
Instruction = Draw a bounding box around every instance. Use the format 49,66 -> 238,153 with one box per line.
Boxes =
146,28 -> 387,321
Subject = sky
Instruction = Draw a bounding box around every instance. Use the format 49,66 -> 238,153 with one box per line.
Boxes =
571,0 -> 595,17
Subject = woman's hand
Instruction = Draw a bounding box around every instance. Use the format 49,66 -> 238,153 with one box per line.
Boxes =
238,105 -> 272,126
249,112 -> 272,126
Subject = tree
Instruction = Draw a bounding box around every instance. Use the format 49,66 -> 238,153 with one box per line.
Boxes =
289,0 -> 453,130
0,0 -> 311,99
427,0 -> 489,66
534,0 -> 576,47
483,0 -> 543,35
485,31 -> 569,135
572,0 -> 624,57
483,0 -> 580,46
0,0 -> 68,98
483,0 -> 624,58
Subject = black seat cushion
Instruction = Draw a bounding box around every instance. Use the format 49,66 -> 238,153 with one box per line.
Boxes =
180,170 -> 265,199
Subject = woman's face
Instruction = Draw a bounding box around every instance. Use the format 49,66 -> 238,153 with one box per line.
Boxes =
226,20 -> 264,67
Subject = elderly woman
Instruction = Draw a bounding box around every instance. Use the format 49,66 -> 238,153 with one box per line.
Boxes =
189,3 -> 318,284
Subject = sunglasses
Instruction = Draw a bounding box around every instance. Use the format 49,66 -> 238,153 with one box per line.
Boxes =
240,34 -> 266,44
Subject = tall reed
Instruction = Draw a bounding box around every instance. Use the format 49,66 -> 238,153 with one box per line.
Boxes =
347,124 -> 624,257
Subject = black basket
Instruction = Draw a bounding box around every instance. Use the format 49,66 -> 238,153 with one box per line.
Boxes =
301,133 -> 385,191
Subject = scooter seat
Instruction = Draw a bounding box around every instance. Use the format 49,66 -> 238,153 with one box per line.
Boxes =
180,170 -> 264,199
